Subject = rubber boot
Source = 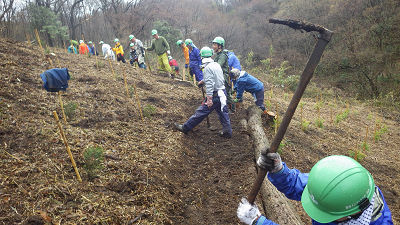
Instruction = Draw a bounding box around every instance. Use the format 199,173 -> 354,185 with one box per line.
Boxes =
174,123 -> 188,134
219,131 -> 232,139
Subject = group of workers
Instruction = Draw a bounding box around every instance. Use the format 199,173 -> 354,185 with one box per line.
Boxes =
65,30 -> 394,225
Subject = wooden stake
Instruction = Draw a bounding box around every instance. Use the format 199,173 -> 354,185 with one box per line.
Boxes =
108,58 -> 116,79
26,33 -> 31,47
34,29 -> 44,54
330,106 -> 333,124
182,67 -> 186,81
52,111 -> 82,182
363,126 -> 369,151
133,83 -> 144,121
193,74 -> 196,86
63,41 -> 67,53
58,92 -> 67,124
123,68 -> 129,97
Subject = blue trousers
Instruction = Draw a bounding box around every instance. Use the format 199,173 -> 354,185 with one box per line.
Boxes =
253,88 -> 266,111
190,65 -> 203,81
183,93 -> 232,135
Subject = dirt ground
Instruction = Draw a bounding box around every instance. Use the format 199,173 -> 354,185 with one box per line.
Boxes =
0,38 -> 399,224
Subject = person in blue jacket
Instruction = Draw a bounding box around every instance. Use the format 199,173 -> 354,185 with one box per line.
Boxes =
87,41 -> 98,55
67,43 -> 78,54
227,51 -> 241,85
185,39 -> 203,82
237,153 -> 393,225
231,68 -> 267,114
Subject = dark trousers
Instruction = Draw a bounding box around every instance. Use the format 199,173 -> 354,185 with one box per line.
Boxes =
253,88 -> 266,111
117,53 -> 126,63
183,91 -> 232,135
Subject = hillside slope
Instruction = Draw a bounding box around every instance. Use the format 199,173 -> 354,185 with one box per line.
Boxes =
0,39 -> 399,224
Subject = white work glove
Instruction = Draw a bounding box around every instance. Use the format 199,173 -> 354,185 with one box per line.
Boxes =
257,151 -> 283,173
167,50 -> 171,55
237,198 -> 261,225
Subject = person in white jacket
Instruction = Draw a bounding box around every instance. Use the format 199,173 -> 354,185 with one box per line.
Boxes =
99,41 -> 115,61
175,46 -> 232,138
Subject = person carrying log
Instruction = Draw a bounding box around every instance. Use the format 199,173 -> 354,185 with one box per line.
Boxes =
176,40 -> 189,70
185,39 -> 203,82
237,154 -> 393,225
146,29 -> 173,78
175,47 -> 232,138
129,34 -> 146,69
231,68 -> 267,114
99,41 -> 115,61
112,38 -> 126,63
212,36 -> 235,113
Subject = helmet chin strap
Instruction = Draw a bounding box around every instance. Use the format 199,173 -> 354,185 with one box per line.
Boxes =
338,193 -> 375,225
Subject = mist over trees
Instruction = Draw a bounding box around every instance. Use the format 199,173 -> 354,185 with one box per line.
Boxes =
1,0 -> 399,104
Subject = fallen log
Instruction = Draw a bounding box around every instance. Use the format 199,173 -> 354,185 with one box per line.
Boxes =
246,105 -> 304,225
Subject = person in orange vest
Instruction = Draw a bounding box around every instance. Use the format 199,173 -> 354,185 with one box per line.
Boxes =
112,38 -> 126,63
176,40 -> 189,69
78,40 -> 89,55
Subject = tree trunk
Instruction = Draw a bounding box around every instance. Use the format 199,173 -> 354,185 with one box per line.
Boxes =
246,105 -> 304,225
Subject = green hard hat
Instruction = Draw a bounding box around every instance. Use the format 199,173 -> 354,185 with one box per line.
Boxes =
129,34 -> 134,40
130,43 -> 134,47
114,38 -> 119,43
176,40 -> 183,46
212,36 -> 225,47
185,39 -> 193,46
151,29 -> 157,35
301,155 -> 375,223
99,41 -> 104,45
88,41 -> 92,44
200,46 -> 213,58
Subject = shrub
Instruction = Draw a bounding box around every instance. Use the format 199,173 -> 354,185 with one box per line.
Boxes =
374,124 -> 388,142
301,120 -> 310,131
142,104 -> 157,118
64,102 -> 77,119
83,146 -> 104,180
335,109 -> 349,124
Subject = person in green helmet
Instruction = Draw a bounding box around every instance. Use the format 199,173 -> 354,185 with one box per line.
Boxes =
237,153 -> 393,225
146,29 -> 173,78
129,34 -> 146,69
177,40 -> 189,70
112,38 -> 126,63
212,36 -> 235,113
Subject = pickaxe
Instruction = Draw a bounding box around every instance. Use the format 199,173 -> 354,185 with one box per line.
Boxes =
247,18 -> 333,204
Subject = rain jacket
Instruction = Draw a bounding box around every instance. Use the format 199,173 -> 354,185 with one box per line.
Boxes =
88,45 -> 96,55
112,43 -> 124,56
79,43 -> 89,55
228,51 -> 241,80
182,46 -> 189,65
40,68 -> 70,92
169,59 -> 178,67
147,36 -> 169,56
188,45 -> 202,68
234,71 -> 263,100
253,163 -> 393,225
203,58 -> 225,96
67,45 -> 77,54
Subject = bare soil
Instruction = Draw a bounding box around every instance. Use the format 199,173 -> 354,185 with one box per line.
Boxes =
0,38 -> 398,224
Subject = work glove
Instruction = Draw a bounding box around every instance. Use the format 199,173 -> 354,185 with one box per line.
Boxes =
197,80 -> 204,88
257,150 -> 283,173
185,64 -> 188,69
233,98 -> 242,103
167,50 -> 171,55
205,96 -> 213,108
237,198 -> 261,225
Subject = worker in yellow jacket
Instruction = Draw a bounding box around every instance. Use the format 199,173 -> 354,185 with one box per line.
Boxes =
112,38 -> 126,63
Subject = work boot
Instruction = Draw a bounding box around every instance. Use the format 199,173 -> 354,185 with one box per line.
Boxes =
170,73 -> 175,79
174,123 -> 188,134
219,131 -> 232,139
